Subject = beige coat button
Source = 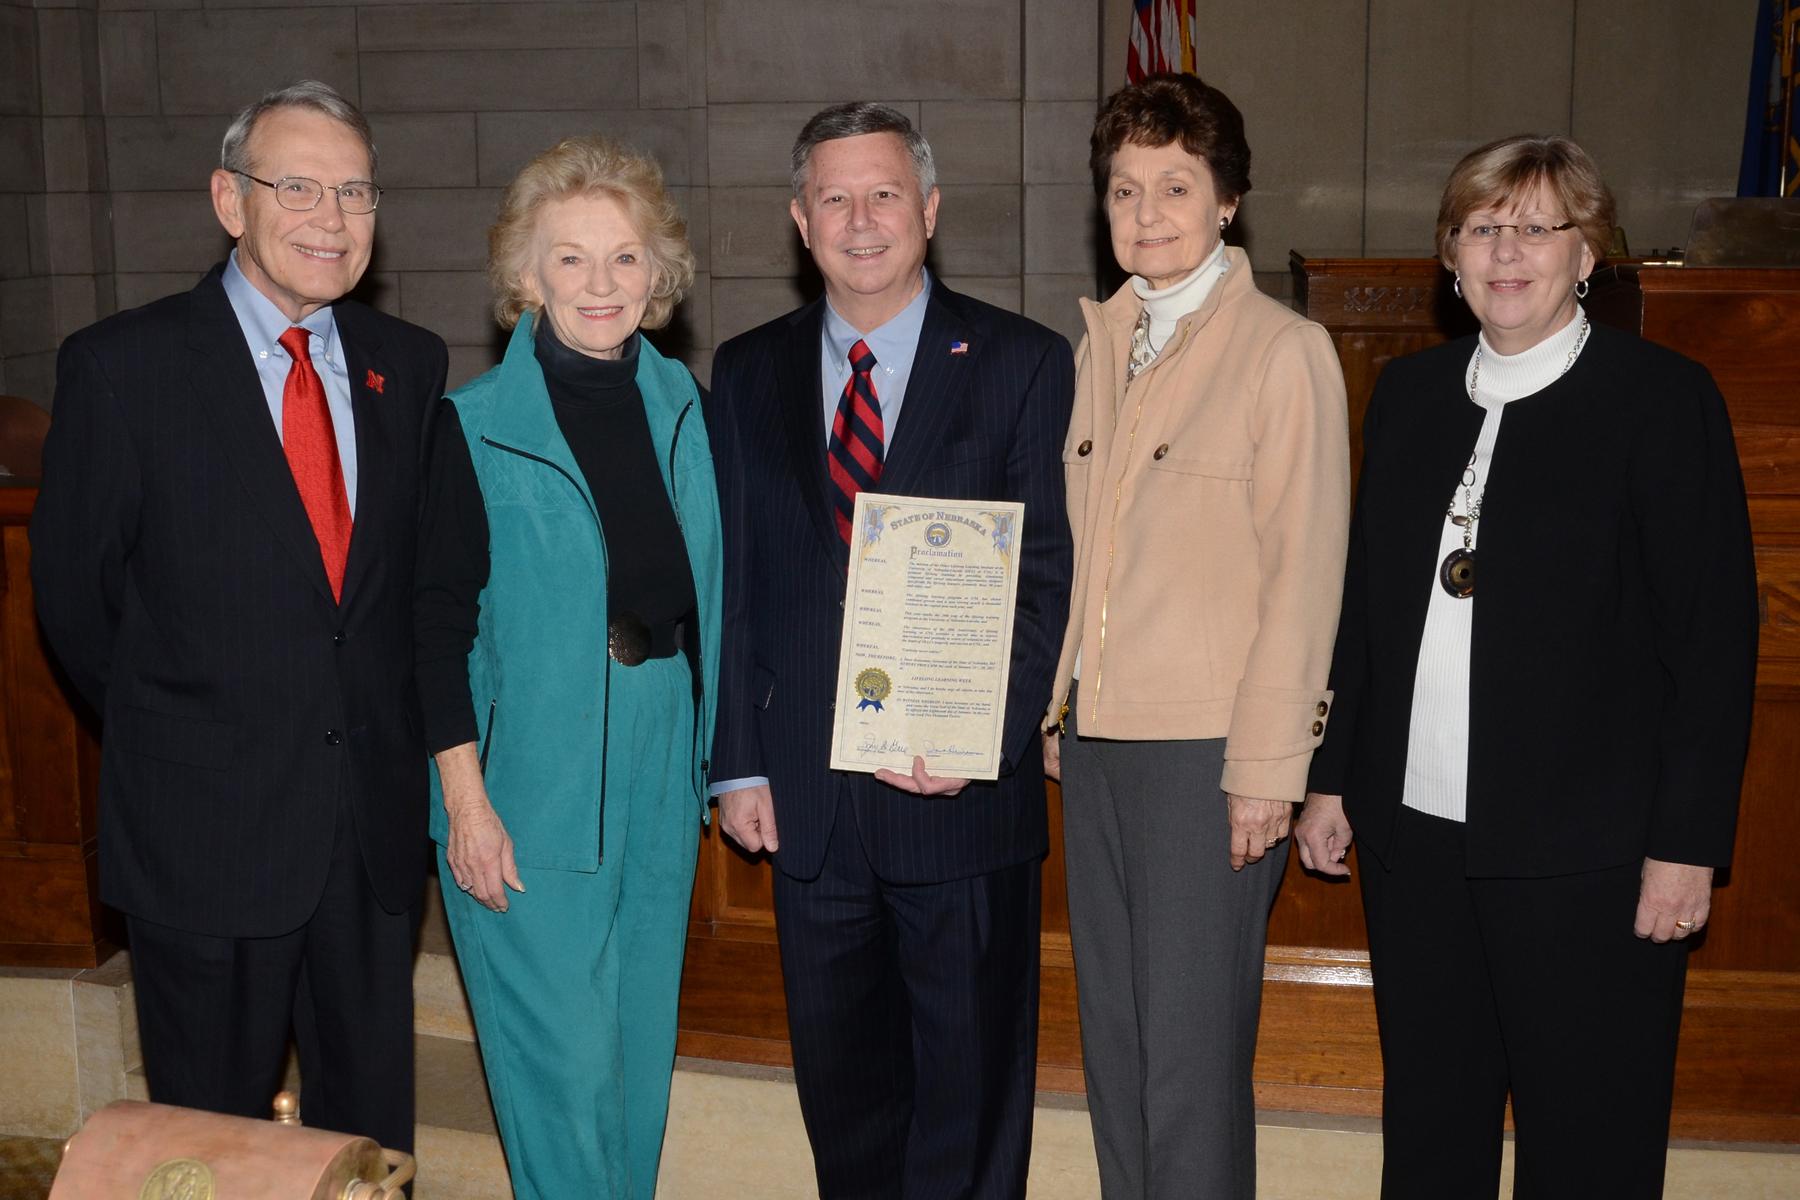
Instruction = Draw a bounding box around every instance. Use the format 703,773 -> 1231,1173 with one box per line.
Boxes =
1316,701 -> 1329,716
1311,720 -> 1325,736
1077,439 -> 1093,456
1153,443 -> 1170,460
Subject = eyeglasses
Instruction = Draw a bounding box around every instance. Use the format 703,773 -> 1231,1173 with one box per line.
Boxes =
234,171 -> 381,215
1453,221 -> 1576,247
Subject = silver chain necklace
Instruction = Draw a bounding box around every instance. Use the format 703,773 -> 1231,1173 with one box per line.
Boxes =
1439,314 -> 1591,599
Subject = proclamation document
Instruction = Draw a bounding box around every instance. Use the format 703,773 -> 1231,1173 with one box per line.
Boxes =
830,493 -> 1025,781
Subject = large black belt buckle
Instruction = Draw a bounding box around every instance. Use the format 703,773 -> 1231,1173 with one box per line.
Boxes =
608,612 -> 652,666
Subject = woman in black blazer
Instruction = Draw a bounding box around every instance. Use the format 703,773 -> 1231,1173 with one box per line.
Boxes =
1296,135 -> 1757,1199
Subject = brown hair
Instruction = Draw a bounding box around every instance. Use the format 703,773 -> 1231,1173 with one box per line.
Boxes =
1436,135 -> 1615,265
1089,73 -> 1251,203
487,135 -> 696,330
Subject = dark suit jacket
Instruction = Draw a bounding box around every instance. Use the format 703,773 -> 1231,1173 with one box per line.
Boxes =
707,283 -> 1075,884
30,265 -> 448,937
1308,323 -> 1757,877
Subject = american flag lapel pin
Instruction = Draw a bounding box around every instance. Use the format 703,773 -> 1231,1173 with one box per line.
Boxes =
950,340 -> 969,356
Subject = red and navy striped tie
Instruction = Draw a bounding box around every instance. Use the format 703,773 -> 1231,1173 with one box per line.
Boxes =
827,339 -> 884,544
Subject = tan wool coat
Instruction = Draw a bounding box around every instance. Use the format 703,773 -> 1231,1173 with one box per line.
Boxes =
1048,247 -> 1351,802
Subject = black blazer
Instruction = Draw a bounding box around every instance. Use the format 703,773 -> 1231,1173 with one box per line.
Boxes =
1309,324 -> 1757,877
706,283 -> 1074,885
30,266 -> 449,937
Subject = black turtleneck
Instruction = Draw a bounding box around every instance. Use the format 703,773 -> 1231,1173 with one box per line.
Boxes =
414,319 -> 697,754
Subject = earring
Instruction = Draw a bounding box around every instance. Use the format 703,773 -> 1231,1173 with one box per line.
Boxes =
1218,216 -> 1228,232
1453,274 -> 1463,299
1575,278 -> 1590,298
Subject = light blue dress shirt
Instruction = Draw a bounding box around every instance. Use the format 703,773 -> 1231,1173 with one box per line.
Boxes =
816,268 -> 933,447
711,270 -> 935,800
221,251 -> 359,514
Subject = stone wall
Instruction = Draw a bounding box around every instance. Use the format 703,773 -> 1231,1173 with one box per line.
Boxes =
1101,0 -> 1759,293
0,1 -> 1762,406
1,0 -> 1104,401
1,0 -> 113,405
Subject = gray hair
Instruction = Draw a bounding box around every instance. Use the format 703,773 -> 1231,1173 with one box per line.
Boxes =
219,80 -> 377,192
790,102 -> 937,200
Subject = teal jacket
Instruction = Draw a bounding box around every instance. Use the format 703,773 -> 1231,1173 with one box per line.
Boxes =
427,314 -> 722,871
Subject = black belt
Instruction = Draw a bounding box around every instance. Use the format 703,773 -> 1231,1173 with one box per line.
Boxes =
607,611 -> 688,666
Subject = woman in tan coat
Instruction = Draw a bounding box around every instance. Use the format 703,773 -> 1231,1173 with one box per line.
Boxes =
1043,73 -> 1349,1200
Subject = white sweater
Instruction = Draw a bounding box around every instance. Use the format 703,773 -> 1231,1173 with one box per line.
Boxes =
1401,309 -> 1589,822
1130,239 -> 1230,357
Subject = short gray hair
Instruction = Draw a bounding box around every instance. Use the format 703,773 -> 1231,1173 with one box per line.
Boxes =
219,80 -> 377,192
790,102 -> 936,200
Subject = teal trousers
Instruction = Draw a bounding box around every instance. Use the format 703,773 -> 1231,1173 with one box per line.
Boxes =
438,656 -> 700,1200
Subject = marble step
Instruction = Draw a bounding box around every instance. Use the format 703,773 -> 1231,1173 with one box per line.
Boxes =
89,1014 -> 1800,1200
16,911 -> 1798,1199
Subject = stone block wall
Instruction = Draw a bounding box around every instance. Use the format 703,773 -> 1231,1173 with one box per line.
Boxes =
1099,0 -> 1759,298
2,0 -> 1105,403
1,0 -> 114,407
0,1 -> 1762,406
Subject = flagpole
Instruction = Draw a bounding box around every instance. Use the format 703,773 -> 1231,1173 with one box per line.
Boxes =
1782,0 -> 1798,195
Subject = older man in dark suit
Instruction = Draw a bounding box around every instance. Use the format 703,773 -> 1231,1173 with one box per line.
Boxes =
29,80 -> 446,1151
707,102 -> 1074,1198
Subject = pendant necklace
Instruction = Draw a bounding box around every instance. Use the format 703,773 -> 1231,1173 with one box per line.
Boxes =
1439,315 -> 1590,599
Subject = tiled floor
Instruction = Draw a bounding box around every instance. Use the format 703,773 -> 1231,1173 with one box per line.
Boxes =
11,1070 -> 1800,1200
7,920 -> 1796,1200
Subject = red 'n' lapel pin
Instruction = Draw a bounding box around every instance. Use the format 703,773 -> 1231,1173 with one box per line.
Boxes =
365,369 -> 385,393
950,340 -> 969,355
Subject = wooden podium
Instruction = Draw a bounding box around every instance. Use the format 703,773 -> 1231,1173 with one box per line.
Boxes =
672,258 -> 1800,1143
0,481 -> 109,967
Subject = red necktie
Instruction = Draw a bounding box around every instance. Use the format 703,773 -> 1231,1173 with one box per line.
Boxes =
277,327 -> 352,601
827,339 -> 884,544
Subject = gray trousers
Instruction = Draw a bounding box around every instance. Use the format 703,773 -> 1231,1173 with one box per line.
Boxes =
1061,714 -> 1288,1200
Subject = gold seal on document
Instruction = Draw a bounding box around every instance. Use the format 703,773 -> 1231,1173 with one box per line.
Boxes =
140,1159 -> 215,1200
853,667 -> 893,712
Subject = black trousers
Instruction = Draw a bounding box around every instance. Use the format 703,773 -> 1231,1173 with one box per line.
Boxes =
127,801 -> 418,1153
771,804 -> 1041,1200
1361,806 -> 1689,1200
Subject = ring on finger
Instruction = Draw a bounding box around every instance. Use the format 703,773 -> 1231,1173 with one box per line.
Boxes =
458,879 -> 475,892
1674,918 -> 1695,931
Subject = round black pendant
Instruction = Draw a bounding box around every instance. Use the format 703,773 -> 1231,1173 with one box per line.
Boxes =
1439,547 -> 1476,598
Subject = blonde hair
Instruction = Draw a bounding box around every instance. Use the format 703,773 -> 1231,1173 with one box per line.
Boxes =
487,135 -> 696,330
1435,134 -> 1615,266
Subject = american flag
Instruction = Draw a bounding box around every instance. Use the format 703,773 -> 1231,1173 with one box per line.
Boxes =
950,340 -> 969,355
1127,0 -> 1197,83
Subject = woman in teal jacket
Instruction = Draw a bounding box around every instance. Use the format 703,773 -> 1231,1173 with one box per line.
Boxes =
415,135 -> 721,1200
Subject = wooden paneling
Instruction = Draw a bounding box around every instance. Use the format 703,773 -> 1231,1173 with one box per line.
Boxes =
676,261 -> 1800,1143
1757,552 -> 1800,694
1705,695 -> 1800,971
0,484 -> 110,968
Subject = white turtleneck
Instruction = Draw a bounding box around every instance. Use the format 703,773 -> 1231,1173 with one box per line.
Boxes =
1402,307 -> 1589,822
1131,238 -> 1229,359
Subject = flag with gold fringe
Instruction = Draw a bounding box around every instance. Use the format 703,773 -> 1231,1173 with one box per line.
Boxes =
1127,0 -> 1197,82
1739,0 -> 1799,196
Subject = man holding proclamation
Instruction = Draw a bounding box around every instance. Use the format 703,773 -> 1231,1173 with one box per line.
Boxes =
29,81 -> 446,1150
707,102 -> 1074,1198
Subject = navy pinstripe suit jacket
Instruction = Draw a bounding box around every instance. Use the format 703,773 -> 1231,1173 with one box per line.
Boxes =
707,283 -> 1074,884
30,266 -> 448,938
